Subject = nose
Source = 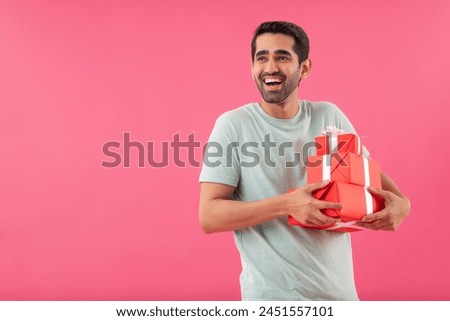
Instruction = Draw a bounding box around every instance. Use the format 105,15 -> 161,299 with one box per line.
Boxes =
265,57 -> 279,74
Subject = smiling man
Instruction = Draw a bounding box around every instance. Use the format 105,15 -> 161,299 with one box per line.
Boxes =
199,21 -> 410,300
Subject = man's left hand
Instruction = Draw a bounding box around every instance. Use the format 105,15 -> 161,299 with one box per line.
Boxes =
356,186 -> 411,231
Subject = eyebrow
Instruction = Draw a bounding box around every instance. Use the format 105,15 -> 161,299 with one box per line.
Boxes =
255,49 -> 293,57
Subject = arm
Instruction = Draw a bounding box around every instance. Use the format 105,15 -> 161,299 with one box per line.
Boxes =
199,180 -> 343,233
380,171 -> 407,198
356,171 -> 411,231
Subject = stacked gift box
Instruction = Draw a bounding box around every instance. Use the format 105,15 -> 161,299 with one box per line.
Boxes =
288,126 -> 385,232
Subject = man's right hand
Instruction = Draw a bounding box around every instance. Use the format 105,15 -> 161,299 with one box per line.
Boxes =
286,180 -> 343,227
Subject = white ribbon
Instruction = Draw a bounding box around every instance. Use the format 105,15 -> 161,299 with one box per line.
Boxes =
330,135 -> 338,154
356,135 -> 361,155
322,154 -> 331,181
325,221 -> 365,231
363,157 -> 373,214
321,125 -> 346,136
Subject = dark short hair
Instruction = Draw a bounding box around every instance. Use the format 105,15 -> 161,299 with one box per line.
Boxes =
251,21 -> 310,64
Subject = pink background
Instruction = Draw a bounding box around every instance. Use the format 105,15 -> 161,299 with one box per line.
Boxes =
1,0 -> 449,300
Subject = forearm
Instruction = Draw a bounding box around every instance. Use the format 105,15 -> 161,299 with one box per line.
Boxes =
199,194 -> 288,233
380,171 -> 406,198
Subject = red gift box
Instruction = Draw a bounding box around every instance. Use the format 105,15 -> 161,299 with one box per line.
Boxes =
307,152 -> 382,188
288,182 -> 384,232
315,127 -> 363,156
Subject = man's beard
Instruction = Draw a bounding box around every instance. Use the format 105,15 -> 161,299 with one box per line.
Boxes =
256,71 -> 300,104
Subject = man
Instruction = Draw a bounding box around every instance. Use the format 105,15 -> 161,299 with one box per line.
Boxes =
199,21 -> 410,300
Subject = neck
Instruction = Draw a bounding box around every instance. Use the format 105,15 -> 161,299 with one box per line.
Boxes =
259,94 -> 299,119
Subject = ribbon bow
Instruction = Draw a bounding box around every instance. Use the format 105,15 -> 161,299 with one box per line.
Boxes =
321,125 -> 347,136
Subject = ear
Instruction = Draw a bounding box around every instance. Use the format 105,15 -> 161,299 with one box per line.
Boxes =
250,60 -> 255,80
300,58 -> 312,80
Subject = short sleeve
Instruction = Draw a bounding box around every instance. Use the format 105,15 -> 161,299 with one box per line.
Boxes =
199,113 -> 241,187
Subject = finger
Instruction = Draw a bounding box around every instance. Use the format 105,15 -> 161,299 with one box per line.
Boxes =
300,211 -> 335,226
356,221 -> 392,231
368,186 -> 395,201
355,221 -> 380,230
316,200 -> 343,210
360,209 -> 388,223
356,217 -> 388,230
310,210 -> 339,226
305,180 -> 331,193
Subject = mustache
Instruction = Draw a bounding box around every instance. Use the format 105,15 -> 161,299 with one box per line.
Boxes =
259,72 -> 286,81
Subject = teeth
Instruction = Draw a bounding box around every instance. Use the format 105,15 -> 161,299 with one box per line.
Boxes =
264,78 -> 283,84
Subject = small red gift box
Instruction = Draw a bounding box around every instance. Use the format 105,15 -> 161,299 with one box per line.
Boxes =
315,126 -> 363,156
307,152 -> 382,188
288,182 -> 384,232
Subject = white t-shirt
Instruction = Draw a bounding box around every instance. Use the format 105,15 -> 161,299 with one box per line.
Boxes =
199,100 -> 368,300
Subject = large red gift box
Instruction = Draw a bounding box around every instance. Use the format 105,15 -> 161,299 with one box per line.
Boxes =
312,181 -> 384,222
287,182 -> 384,231
307,152 -> 381,188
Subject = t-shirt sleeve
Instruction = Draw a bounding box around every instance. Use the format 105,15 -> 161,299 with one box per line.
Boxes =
333,104 -> 370,158
199,113 -> 241,187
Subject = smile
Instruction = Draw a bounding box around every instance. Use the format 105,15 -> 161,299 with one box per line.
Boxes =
263,77 -> 284,86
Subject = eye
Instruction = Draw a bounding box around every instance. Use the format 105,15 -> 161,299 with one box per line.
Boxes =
278,56 -> 290,61
256,56 -> 267,62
